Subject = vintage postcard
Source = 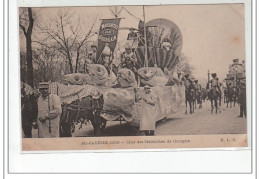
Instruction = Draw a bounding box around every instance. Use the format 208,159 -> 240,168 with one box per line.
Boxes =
19,4 -> 248,151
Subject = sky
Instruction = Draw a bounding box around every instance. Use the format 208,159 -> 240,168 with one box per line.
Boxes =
21,4 -> 245,85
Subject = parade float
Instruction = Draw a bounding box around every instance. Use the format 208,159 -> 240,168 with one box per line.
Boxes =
46,7 -> 185,136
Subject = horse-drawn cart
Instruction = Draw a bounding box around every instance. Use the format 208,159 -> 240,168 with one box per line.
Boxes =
49,82 -> 185,137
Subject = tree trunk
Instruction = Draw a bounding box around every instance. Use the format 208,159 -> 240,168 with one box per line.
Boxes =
67,53 -> 73,74
75,50 -> 80,73
26,34 -> 34,87
26,8 -> 34,87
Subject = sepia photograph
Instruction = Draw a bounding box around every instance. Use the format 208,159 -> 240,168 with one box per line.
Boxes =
19,4 -> 248,150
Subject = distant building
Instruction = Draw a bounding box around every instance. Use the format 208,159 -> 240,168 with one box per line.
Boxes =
225,59 -> 246,87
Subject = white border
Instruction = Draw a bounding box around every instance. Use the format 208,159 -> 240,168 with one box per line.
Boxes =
6,0 -> 255,174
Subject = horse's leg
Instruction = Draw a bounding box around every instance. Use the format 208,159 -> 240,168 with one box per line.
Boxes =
61,109 -> 72,137
90,113 -> 98,136
92,111 -> 102,137
211,100 -> 213,113
215,99 -> 218,114
189,101 -> 193,114
193,100 -> 195,113
185,100 -> 188,114
95,116 -> 102,136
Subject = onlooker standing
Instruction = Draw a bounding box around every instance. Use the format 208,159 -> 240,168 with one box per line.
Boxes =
238,81 -> 246,118
37,82 -> 62,138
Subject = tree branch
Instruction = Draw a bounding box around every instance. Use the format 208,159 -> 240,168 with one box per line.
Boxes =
19,24 -> 27,36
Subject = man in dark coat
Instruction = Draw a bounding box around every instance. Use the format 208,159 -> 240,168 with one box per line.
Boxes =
238,81 -> 246,117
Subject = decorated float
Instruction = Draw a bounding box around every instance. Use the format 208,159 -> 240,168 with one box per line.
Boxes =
46,7 -> 185,136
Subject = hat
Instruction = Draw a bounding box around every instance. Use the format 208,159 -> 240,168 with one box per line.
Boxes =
211,73 -> 217,77
144,85 -> 151,89
39,82 -> 49,89
240,79 -> 246,84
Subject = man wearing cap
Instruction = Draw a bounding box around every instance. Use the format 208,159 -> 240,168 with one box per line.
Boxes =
139,85 -> 158,136
37,82 -> 62,138
238,81 -> 246,117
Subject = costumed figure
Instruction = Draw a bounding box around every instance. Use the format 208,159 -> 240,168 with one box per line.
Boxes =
161,37 -> 172,51
139,85 -> 158,136
101,43 -> 113,77
120,44 -> 138,75
90,45 -> 97,62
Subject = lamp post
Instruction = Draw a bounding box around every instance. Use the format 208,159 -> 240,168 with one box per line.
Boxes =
208,70 -> 210,83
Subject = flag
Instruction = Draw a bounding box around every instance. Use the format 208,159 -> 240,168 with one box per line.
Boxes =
96,18 -> 121,63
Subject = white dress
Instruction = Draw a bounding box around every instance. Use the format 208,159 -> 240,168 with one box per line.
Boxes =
140,93 -> 158,131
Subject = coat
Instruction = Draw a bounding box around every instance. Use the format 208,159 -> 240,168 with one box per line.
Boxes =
37,94 -> 62,138
140,92 -> 158,131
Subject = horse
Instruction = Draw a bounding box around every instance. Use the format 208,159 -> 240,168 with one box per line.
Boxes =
195,88 -> 202,109
226,86 -> 237,108
60,95 -> 106,137
207,87 -> 221,114
201,88 -> 208,102
21,87 -> 38,138
185,84 -> 196,114
223,87 -> 228,103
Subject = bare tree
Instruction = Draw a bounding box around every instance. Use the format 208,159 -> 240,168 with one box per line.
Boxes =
33,46 -> 64,83
20,52 -> 27,83
37,9 -> 99,73
19,8 -> 35,87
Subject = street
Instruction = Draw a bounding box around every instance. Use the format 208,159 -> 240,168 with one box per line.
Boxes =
70,100 -> 247,137
30,100 -> 247,138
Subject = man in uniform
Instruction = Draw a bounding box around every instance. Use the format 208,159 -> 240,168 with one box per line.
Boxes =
37,82 -> 62,138
194,79 -> 202,108
183,74 -> 192,90
209,73 -> 222,94
194,79 -> 202,95
238,80 -> 246,117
